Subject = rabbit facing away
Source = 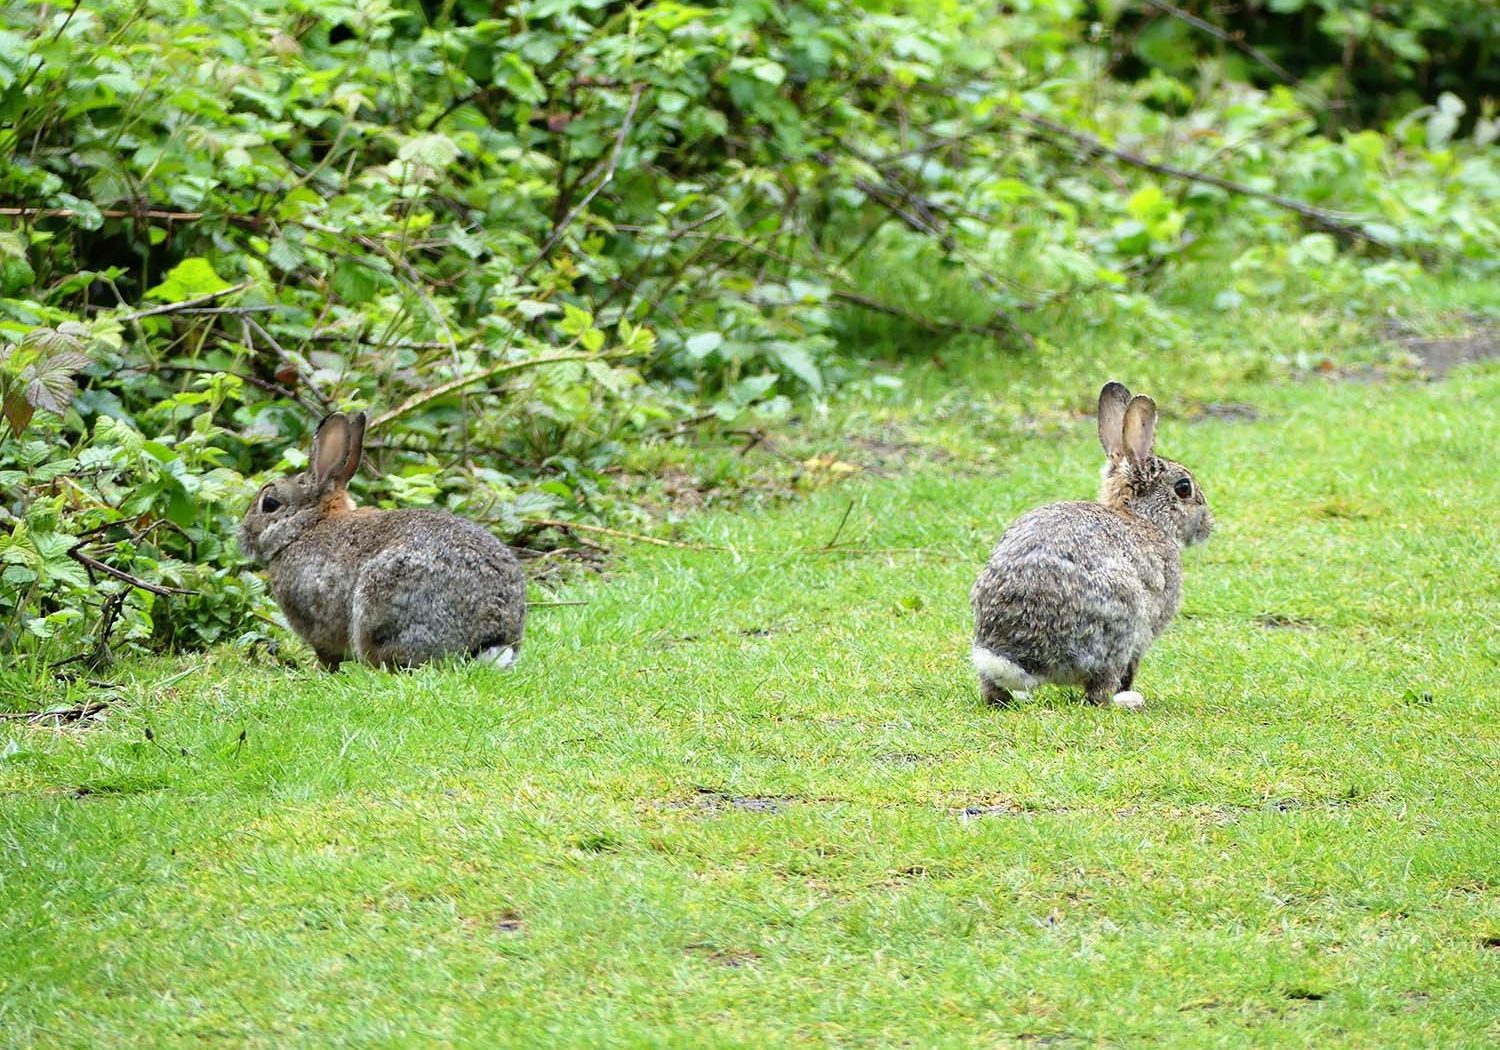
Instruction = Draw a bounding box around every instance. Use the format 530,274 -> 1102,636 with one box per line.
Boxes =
238,411 -> 526,671
970,382 -> 1213,711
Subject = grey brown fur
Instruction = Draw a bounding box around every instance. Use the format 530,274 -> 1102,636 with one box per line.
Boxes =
238,411 -> 526,670
970,382 -> 1213,709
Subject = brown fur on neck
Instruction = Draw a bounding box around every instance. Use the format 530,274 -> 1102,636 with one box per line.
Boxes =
322,490 -> 357,516
1098,455 -> 1160,511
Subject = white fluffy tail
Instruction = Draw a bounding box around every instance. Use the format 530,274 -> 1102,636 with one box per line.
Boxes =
477,644 -> 517,669
971,644 -> 1040,693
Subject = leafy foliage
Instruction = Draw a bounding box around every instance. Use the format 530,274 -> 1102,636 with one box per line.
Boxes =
0,0 -> 1496,658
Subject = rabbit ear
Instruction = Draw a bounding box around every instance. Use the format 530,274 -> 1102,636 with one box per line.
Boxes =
311,412 -> 352,489
1122,395 -> 1158,466
337,411 -> 368,486
1097,382 -> 1131,456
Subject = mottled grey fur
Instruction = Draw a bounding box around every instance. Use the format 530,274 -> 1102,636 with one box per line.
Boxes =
970,382 -> 1213,708
237,411 -> 526,670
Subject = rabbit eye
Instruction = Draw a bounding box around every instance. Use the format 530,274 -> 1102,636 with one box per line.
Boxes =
260,492 -> 282,513
1173,477 -> 1193,500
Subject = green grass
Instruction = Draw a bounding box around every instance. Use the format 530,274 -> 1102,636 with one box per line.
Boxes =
4,322 -> 1500,1044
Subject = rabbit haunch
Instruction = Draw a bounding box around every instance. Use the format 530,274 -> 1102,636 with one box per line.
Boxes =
237,411 -> 526,671
970,382 -> 1212,711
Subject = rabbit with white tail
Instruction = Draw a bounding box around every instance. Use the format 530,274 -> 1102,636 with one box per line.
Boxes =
971,382 -> 1213,710
238,411 -> 526,671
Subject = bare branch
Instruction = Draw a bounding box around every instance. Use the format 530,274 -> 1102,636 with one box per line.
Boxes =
370,349 -> 629,430
1141,0 -> 1319,101
521,84 -> 646,280
1014,113 -> 1390,249
68,547 -> 196,596
113,282 -> 252,322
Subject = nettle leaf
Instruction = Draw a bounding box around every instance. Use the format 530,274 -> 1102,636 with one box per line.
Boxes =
23,350 -> 91,414
685,331 -> 723,359
20,323 -> 87,354
493,53 -> 545,104
772,342 -> 823,392
398,133 -> 461,171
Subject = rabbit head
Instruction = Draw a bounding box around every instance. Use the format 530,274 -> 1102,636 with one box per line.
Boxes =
238,411 -> 367,566
1096,382 -> 1213,549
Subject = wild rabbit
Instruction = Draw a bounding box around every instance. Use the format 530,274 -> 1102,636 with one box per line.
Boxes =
238,411 -> 526,670
970,382 -> 1213,710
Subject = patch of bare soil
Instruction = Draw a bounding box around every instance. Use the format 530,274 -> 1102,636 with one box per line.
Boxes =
684,942 -> 762,967
1312,320 -> 1500,383
1400,331 -> 1500,377
660,787 -> 798,814
848,426 -> 955,476
1187,401 -> 1261,423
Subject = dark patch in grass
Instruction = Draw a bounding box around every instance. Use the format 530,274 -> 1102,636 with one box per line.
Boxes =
663,787 -> 798,814
1284,987 -> 1326,1002
654,623 -> 794,650
1312,496 -> 1386,520
572,833 -> 623,853
493,912 -> 524,934
3,699 -> 115,727
1479,935 -> 1500,949
958,800 -> 1068,820
70,776 -> 168,799
1015,1033 -> 1078,1046
1189,401 -> 1261,423
1178,997 -> 1222,1012
624,465 -> 799,520
876,751 -> 939,765
684,942 -> 761,967
1401,330 -> 1500,378
1307,324 -> 1500,385
850,429 -> 954,477
1255,613 -> 1317,630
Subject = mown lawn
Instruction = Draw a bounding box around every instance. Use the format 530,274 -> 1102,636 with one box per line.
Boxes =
3,342 -> 1498,1045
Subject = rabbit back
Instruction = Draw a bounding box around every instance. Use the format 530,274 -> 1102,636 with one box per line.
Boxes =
272,508 -> 525,669
971,500 -> 1181,686
350,509 -> 525,669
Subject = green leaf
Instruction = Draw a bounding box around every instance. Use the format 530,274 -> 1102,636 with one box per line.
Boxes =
494,54 -> 545,104
398,133 -> 461,170
685,332 -> 723,359
773,343 -> 822,392
2,392 -> 33,436
23,350 -> 91,414
145,258 -> 232,302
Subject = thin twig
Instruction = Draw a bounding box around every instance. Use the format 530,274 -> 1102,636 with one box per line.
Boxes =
0,206 -> 266,228
825,501 -> 855,549
245,315 -> 331,408
370,349 -> 628,430
68,547 -> 195,596
112,282 -> 251,322
1140,0 -> 1318,101
521,83 -> 645,280
1014,113 -> 1388,248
